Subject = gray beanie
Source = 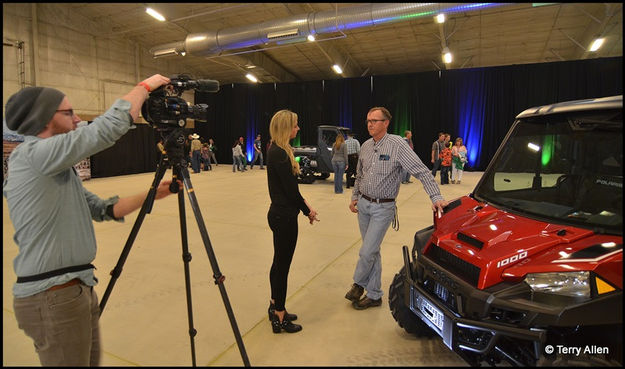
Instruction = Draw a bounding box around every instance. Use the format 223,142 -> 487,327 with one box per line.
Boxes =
5,87 -> 66,136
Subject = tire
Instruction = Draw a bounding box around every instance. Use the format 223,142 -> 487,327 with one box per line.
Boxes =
388,267 -> 436,337
299,173 -> 315,184
298,169 -> 315,184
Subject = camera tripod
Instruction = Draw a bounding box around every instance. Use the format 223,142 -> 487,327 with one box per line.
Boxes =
98,127 -> 250,366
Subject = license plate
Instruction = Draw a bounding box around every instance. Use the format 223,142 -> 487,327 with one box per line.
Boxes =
416,294 -> 444,331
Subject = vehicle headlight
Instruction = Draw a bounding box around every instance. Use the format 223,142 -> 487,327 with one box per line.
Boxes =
525,271 -> 590,298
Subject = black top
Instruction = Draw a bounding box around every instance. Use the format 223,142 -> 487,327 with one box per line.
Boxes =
267,144 -> 310,217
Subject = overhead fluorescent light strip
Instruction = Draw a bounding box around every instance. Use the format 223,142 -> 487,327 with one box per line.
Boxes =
589,38 -> 604,52
146,8 -> 166,22
246,73 -> 258,83
267,29 -> 299,40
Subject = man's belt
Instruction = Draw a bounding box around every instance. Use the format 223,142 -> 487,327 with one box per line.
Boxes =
360,194 -> 395,203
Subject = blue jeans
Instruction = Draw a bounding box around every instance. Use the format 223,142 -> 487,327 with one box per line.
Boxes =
191,150 -> 202,173
353,196 -> 396,300
332,161 -> 346,193
251,151 -> 264,168
232,155 -> 243,172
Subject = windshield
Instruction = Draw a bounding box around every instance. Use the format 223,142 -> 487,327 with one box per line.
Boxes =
474,109 -> 622,234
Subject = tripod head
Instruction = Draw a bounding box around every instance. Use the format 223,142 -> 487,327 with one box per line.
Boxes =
158,127 -> 190,193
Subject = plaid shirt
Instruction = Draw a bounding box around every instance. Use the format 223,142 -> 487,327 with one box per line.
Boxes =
351,133 -> 443,203
345,137 -> 361,155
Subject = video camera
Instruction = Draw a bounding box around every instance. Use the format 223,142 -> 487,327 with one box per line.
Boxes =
141,74 -> 220,127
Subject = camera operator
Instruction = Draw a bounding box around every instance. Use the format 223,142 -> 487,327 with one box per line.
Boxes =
3,74 -> 180,366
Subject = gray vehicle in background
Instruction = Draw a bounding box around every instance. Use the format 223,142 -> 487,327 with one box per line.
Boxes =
293,125 -> 352,184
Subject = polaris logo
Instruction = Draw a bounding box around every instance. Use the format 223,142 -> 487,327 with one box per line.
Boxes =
496,251 -> 528,268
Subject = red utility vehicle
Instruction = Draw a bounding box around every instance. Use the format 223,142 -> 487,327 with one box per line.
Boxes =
389,95 -> 622,366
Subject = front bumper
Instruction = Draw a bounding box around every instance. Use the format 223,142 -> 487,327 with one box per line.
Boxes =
403,248 -> 622,365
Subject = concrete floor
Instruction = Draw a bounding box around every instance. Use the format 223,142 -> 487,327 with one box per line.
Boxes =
3,164 -> 481,366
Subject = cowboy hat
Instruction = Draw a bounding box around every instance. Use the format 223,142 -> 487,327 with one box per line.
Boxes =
191,133 -> 200,139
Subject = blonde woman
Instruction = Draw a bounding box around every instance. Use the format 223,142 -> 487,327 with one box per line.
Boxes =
331,133 -> 348,193
266,109 -> 319,333
451,137 -> 468,184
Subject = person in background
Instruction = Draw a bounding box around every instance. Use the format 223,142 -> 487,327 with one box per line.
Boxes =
190,133 -> 202,174
250,133 -> 265,169
232,139 -> 245,172
345,132 -> 360,189
3,74 -> 179,366
431,132 -> 445,177
207,138 -> 218,166
201,142 -> 211,171
331,133 -> 348,194
238,136 -> 248,170
451,137 -> 468,184
439,133 -> 452,185
266,109 -> 319,334
401,130 -> 414,184
345,106 -> 447,310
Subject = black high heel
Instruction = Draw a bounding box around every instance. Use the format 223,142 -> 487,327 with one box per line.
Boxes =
270,311 -> 302,334
268,302 -> 297,321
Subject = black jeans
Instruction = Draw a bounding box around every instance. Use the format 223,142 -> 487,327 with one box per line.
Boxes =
441,165 -> 451,184
431,158 -> 442,176
267,209 -> 299,311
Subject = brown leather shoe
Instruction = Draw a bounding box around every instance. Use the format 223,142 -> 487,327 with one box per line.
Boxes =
352,295 -> 382,310
344,283 -> 364,302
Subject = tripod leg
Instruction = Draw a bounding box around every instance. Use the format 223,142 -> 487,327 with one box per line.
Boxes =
173,166 -> 198,366
99,155 -> 169,315
177,164 -> 251,367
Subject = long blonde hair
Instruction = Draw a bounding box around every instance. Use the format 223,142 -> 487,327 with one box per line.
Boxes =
269,109 -> 300,175
333,133 -> 345,150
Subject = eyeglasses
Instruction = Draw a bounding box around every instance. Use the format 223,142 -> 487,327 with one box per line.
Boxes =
366,119 -> 386,124
56,109 -> 75,117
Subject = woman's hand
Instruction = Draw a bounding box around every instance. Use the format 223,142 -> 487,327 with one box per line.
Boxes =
307,209 -> 320,225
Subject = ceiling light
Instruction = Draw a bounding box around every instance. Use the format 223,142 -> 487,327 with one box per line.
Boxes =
589,37 -> 604,52
245,73 -> 258,83
267,29 -> 299,40
146,7 -> 166,22
435,13 -> 446,24
332,64 -> 343,74
152,48 -> 178,58
442,47 -> 452,64
307,34 -> 316,42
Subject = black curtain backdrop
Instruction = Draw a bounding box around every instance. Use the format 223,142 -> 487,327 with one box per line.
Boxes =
91,57 -> 622,178
90,124 -> 158,178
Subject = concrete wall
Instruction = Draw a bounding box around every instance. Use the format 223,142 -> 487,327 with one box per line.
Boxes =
2,3 -> 194,121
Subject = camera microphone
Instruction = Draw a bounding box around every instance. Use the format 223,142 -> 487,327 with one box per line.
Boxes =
186,79 -> 220,93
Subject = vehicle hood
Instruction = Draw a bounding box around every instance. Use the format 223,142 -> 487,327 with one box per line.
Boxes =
429,196 -> 623,289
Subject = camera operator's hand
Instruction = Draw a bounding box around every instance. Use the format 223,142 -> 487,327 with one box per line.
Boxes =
155,179 -> 181,199
112,179 -> 181,219
123,74 -> 171,121
141,74 -> 171,92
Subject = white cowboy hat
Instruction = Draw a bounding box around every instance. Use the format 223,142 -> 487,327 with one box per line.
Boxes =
191,133 -> 200,139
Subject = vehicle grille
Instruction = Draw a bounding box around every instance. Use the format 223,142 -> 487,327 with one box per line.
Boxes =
425,243 -> 481,287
